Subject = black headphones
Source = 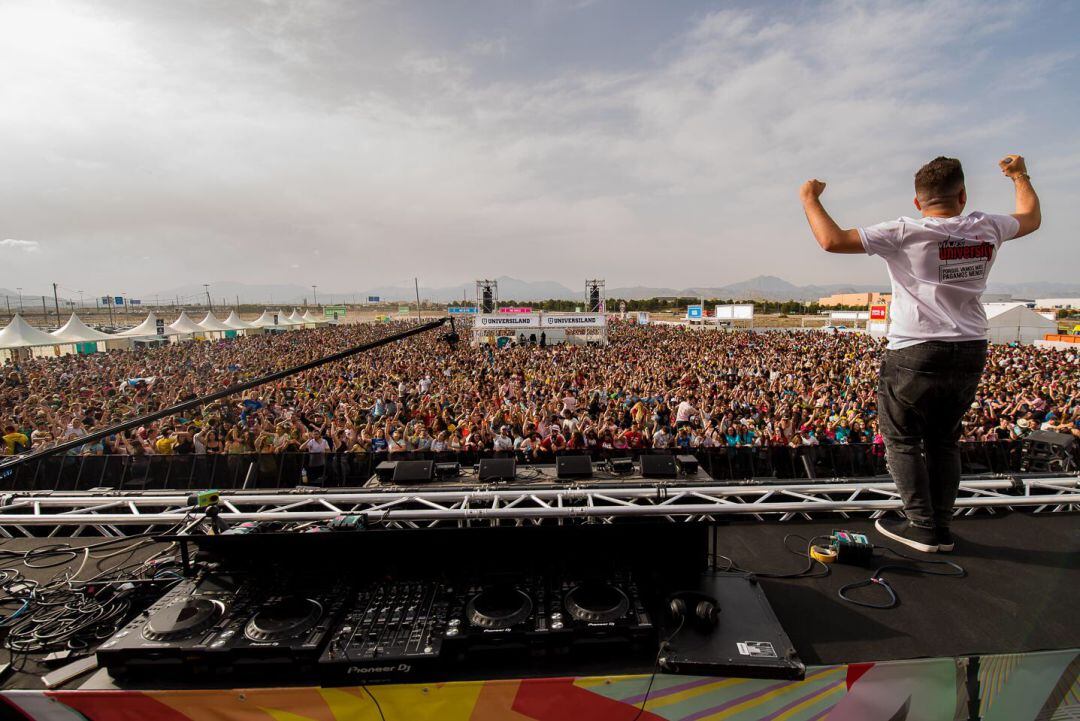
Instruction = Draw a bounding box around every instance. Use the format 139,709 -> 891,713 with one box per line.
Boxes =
666,590 -> 720,627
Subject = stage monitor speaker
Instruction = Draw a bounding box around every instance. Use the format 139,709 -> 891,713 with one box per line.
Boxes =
556,455 -> 593,479
1021,430 -> 1077,472
392,460 -> 435,483
375,461 -> 397,482
676,454 -> 699,475
482,288 -> 494,314
478,458 -> 517,482
435,462 -> 462,479
641,454 -> 678,479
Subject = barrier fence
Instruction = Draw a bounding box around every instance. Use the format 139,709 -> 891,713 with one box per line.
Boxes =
0,442 -> 1032,492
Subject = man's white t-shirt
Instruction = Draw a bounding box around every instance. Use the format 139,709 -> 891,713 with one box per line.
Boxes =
304,437 -> 330,455
858,211 -> 1020,349
676,401 -> 696,423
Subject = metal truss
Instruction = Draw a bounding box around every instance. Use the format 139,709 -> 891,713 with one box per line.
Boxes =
0,474 -> 1076,537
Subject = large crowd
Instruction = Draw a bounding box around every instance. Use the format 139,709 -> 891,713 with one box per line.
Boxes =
2,321 -> 1078,472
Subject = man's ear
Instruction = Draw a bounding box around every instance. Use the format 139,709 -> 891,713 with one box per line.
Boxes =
913,195 -> 922,211
958,187 -> 967,209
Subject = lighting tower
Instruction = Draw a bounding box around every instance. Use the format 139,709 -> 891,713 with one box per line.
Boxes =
475,279 -> 498,314
585,279 -> 606,313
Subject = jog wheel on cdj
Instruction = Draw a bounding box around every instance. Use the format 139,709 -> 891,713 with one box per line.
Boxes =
564,582 -> 629,623
143,597 -> 225,642
466,586 -> 533,629
244,596 -> 323,642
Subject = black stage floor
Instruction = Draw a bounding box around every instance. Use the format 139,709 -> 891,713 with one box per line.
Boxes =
0,511 -> 1076,690
721,511 -> 1079,665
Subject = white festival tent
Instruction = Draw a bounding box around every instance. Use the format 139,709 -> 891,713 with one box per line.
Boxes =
118,312 -> 176,337
276,310 -> 301,326
288,310 -> 306,324
302,310 -> 327,324
50,313 -> 114,342
984,303 -> 1056,345
169,311 -> 206,335
0,314 -> 61,349
197,311 -> 233,332
224,311 -> 254,329
250,310 -> 285,328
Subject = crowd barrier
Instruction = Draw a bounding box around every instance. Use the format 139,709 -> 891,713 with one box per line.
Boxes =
0,441 -> 1029,492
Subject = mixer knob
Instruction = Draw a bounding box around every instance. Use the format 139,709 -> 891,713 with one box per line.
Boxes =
448,619 -> 460,627
551,612 -> 563,621
446,628 -> 459,637
551,621 -> 564,630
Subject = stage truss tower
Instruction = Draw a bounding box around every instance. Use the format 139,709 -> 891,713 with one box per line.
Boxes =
476,280 -> 499,314
585,280 -> 606,313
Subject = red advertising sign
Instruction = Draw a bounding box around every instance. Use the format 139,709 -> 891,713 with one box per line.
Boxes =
498,307 -> 533,314
870,304 -> 888,321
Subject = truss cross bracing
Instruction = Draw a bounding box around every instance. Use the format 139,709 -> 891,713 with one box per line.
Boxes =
0,475 -> 1076,537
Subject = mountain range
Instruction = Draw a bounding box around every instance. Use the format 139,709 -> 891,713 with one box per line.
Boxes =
4,276 -> 1080,306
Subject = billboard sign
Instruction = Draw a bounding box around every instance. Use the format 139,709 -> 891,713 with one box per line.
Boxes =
130,299 -> 141,305
323,305 -> 346,318
367,296 -> 380,303
715,304 -> 755,320
870,304 -> 888,321
829,311 -> 869,321
687,305 -> 703,319
115,296 -> 124,305
498,307 -> 533,314
448,306 -> 479,315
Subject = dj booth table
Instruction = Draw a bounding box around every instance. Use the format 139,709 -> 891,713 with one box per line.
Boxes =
2,512 -> 1077,721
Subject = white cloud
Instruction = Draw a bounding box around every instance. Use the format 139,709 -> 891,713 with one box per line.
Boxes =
1,238 -> 41,253
467,37 -> 508,57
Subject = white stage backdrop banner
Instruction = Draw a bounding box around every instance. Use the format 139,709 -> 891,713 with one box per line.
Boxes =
476,314 -> 540,328
540,314 -> 607,328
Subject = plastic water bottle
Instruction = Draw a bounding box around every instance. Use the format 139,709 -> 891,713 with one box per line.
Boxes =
301,467 -> 308,485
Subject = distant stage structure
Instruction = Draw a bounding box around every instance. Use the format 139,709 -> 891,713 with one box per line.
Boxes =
471,312 -> 608,347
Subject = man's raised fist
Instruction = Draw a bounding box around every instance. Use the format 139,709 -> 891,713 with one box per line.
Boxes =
800,179 -> 827,203
999,155 -> 1027,178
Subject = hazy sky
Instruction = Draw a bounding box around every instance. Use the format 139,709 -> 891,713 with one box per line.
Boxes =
1,0 -> 1077,296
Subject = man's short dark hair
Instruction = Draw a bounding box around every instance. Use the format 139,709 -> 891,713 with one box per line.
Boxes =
915,157 -> 965,203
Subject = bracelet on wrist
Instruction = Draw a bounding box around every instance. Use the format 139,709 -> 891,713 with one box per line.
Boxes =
1012,172 -> 1031,181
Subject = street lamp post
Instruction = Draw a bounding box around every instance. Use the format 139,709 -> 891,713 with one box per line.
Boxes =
311,285 -> 318,307
16,287 -> 22,313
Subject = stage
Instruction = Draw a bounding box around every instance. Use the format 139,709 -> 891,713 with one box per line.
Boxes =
0,511 -> 1075,708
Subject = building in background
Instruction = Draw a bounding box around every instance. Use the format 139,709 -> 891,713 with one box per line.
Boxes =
1035,298 -> 1080,310
817,292 -> 891,307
